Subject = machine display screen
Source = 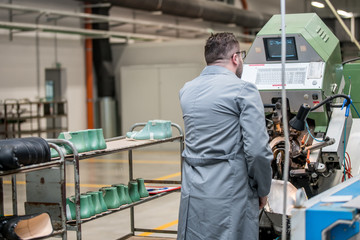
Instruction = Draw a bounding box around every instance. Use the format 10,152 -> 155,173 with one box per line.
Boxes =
264,37 -> 298,61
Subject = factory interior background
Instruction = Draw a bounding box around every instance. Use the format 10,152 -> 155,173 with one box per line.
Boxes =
0,0 -> 360,239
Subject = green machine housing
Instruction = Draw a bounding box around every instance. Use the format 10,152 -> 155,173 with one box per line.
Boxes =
344,61 -> 360,117
242,13 -> 346,132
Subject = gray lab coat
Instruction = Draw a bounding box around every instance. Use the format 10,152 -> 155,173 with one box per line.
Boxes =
177,66 -> 273,240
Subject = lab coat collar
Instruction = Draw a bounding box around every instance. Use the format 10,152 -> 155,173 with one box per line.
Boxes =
201,65 -> 235,76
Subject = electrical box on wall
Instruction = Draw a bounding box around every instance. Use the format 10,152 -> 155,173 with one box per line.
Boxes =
45,68 -> 67,138
45,68 -> 67,102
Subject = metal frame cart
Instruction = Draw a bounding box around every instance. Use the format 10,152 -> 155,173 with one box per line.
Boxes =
0,122 -> 183,239
65,122 -> 184,239
0,141 -> 68,239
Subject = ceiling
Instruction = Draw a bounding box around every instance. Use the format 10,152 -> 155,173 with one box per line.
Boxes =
0,0 -> 358,43
91,0 -> 360,42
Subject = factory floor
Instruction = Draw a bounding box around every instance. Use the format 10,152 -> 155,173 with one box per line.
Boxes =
2,147 -> 181,240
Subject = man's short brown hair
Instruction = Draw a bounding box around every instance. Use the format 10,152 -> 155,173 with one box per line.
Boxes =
204,32 -> 239,64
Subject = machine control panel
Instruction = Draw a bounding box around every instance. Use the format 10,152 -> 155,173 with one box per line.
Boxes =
242,62 -> 325,90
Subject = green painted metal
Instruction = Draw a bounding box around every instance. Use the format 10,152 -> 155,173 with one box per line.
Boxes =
256,13 -> 343,131
258,13 -> 339,62
343,62 -> 360,118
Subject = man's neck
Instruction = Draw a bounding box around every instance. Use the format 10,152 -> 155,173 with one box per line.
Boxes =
208,61 -> 235,74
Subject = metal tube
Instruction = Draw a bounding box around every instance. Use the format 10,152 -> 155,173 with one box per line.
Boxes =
128,149 -> 134,235
280,0 -> 290,239
47,139 -> 81,239
128,150 -> 133,181
11,175 -> 17,215
35,13 -> 45,98
302,138 -> 335,155
0,3 -> 253,39
0,20 -> 173,41
48,142 -> 67,240
99,0 -> 269,28
0,178 -> 3,216
8,0 -> 12,41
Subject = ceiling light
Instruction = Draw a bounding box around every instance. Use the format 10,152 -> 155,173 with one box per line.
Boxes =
311,1 -> 325,8
337,10 -> 354,18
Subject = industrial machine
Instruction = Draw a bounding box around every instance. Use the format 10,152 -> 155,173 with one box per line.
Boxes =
242,13 -> 360,238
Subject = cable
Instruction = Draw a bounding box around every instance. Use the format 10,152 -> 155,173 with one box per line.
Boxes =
342,57 -> 360,65
305,121 -> 324,142
310,94 -> 351,112
342,152 -> 353,182
351,102 -> 360,118
346,152 -> 353,179
343,117 -> 347,180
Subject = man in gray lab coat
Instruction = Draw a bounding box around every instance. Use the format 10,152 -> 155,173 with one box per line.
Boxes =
177,32 -> 273,240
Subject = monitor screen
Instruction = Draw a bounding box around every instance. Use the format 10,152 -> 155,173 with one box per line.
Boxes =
263,37 -> 298,61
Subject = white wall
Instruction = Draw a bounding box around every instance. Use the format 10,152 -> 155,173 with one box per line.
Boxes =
0,0 -> 87,133
112,40 -> 250,150
112,40 -> 207,136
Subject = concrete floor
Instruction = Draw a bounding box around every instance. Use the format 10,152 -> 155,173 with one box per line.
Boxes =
2,146 -> 181,240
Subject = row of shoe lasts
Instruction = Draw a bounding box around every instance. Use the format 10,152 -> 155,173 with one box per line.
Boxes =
66,178 -> 149,221
51,129 -> 107,158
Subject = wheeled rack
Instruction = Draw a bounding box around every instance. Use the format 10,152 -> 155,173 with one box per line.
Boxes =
65,122 -> 184,239
0,122 -> 183,239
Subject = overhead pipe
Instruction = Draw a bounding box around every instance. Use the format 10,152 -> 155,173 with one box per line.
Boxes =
0,3 -> 253,39
83,0 -> 270,28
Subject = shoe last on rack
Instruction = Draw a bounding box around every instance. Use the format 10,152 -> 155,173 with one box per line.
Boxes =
136,178 -> 149,198
69,195 -> 94,220
128,181 -> 141,202
51,129 -> 107,157
81,194 -> 96,218
86,192 -> 104,215
96,129 -> 107,150
58,131 -> 89,154
112,184 -> 129,206
123,185 -> 133,204
126,120 -> 172,140
88,129 -> 107,151
94,191 -> 108,212
87,129 -> 100,151
51,131 -> 89,158
0,212 -> 53,240
100,187 -> 121,209
66,197 -> 76,221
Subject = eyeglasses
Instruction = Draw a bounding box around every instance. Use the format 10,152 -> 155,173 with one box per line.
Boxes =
234,50 -> 246,59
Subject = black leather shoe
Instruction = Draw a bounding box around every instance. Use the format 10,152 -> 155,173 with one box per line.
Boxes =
0,212 -> 53,240
0,137 -> 51,170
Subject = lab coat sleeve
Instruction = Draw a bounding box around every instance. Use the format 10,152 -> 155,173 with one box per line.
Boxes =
237,82 -> 273,197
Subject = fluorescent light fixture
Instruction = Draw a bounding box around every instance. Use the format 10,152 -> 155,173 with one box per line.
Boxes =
337,10 -> 354,18
311,1 -> 325,8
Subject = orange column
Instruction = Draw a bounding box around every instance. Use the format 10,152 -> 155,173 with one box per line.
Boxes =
85,4 -> 94,129
240,0 -> 248,10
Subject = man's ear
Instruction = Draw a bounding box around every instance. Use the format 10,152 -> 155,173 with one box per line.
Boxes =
231,53 -> 239,65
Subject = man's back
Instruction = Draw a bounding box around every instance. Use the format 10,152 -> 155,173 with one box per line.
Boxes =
177,32 -> 272,240
181,65 -> 257,159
